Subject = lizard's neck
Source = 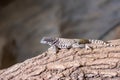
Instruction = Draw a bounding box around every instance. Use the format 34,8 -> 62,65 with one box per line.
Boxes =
48,38 -> 59,46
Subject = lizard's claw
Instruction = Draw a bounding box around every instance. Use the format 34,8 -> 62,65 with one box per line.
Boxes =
48,45 -> 58,54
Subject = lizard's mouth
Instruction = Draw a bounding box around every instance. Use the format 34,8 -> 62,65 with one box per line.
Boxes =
40,38 -> 46,44
40,40 -> 46,44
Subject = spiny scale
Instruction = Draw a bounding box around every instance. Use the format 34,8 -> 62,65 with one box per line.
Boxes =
89,39 -> 107,44
57,38 -> 76,48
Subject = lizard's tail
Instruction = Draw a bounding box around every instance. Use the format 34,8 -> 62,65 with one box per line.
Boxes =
88,39 -> 112,46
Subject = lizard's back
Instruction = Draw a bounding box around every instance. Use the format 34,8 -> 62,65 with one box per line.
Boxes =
56,38 -> 77,48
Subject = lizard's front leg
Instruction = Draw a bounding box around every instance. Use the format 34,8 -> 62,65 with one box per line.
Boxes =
48,45 -> 58,53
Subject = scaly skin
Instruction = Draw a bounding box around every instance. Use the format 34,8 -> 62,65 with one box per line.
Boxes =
40,37 -> 112,53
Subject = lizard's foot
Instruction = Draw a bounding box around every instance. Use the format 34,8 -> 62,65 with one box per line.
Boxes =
48,45 -> 58,54
85,44 -> 93,50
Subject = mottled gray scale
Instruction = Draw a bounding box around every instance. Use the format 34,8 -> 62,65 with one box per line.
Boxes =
89,39 -> 112,47
89,39 -> 107,44
56,38 -> 75,48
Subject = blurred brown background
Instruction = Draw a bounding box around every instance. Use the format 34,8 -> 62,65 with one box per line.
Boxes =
0,0 -> 120,69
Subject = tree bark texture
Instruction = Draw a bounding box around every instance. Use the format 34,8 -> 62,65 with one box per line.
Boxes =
0,39 -> 120,80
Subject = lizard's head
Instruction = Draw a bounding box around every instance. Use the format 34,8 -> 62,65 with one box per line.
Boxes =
40,37 -> 56,45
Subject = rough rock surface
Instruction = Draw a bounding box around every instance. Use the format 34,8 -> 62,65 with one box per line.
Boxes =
1,0 -> 120,68
0,39 -> 120,80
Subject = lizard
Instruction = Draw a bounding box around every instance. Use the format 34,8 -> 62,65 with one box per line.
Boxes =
40,37 -> 113,53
